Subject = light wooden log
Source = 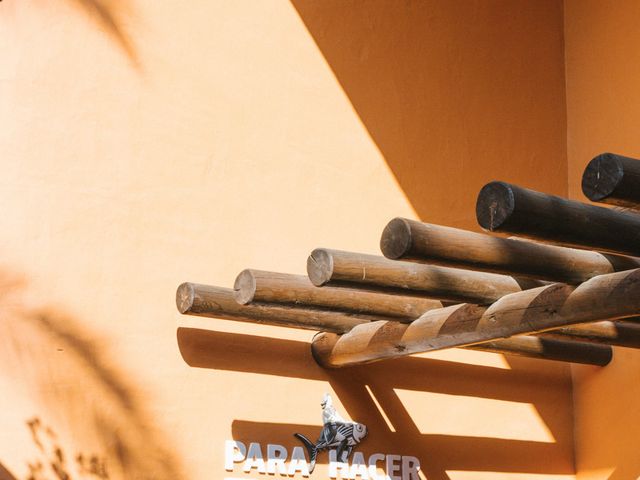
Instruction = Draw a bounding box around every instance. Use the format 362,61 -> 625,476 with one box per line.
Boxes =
234,269 -> 443,320
178,282 -> 610,364
306,248 -> 545,303
540,320 -> 640,349
177,283 -> 382,333
233,269 -> 640,347
467,336 -> 612,366
582,152 -> 640,210
311,268 -> 640,367
380,218 -> 640,283
476,181 -> 640,256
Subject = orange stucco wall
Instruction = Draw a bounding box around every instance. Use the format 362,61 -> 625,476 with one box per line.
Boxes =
0,1 -> 575,479
565,2 -> 640,479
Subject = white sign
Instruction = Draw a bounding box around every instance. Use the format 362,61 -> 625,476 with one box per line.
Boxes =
224,440 -> 421,480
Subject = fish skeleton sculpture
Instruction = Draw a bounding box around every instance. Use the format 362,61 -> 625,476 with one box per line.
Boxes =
294,393 -> 368,473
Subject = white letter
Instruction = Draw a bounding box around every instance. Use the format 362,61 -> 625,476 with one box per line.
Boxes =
385,455 -> 401,480
224,440 -> 246,471
401,456 -> 421,480
288,446 -> 310,477
349,452 -> 369,479
368,453 -> 385,480
243,442 -> 266,474
329,449 -> 352,479
267,444 -> 288,475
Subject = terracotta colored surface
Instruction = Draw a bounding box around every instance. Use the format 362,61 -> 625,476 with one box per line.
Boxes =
565,2 -> 640,478
0,1 -> 573,479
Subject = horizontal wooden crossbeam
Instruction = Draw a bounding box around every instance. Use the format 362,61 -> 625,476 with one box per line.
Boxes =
310,269 -> 640,367
177,282 -> 613,365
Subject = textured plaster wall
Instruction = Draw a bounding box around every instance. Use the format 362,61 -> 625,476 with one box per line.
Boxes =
0,1 -> 572,479
565,1 -> 640,479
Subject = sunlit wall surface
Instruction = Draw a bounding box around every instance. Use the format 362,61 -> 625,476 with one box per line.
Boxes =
0,1 -> 576,479
565,1 -> 640,479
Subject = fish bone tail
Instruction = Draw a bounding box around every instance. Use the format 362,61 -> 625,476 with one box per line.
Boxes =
294,433 -> 318,473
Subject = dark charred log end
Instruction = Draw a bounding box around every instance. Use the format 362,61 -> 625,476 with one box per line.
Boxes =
380,217 -> 413,259
476,181 -> 515,231
582,153 -> 624,202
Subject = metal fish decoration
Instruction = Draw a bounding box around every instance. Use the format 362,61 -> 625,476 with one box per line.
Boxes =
294,393 -> 368,473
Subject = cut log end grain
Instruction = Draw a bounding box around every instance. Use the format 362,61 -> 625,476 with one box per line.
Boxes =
476,181 -> 515,231
233,269 -> 257,305
582,153 -> 624,202
307,248 -> 334,286
380,217 -> 413,259
176,282 -> 196,314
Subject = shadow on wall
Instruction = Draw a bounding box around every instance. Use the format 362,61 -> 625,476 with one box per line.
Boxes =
178,327 -> 576,480
65,0 -> 140,68
0,464 -> 17,480
0,274 -> 184,480
289,0 -> 568,229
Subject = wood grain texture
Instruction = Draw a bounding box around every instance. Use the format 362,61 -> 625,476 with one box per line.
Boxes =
476,181 -> 640,256
177,282 -> 611,364
234,269 -> 443,320
306,248 -> 545,303
177,282 -> 378,333
467,336 -> 612,366
540,320 -> 640,349
582,152 -> 640,209
380,218 -> 640,283
311,268 -> 640,367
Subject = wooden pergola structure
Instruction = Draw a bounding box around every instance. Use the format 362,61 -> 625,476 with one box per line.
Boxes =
177,153 -> 640,368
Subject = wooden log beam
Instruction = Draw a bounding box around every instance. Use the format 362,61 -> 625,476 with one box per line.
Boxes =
178,282 -> 611,365
234,270 -> 640,348
582,152 -> 640,210
467,336 -> 612,366
540,320 -> 640,349
311,268 -> 640,367
476,181 -> 640,256
380,218 -> 640,283
234,269 -> 443,321
177,282 -> 382,333
306,248 -> 545,303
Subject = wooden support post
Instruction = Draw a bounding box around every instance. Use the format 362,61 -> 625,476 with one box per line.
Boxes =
582,153 -> 640,210
467,336 -> 612,366
380,218 -> 640,283
306,248 -> 545,303
234,269 -> 443,320
311,268 -> 640,367
476,181 -> 640,256
177,283 -> 381,333
540,320 -> 640,349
